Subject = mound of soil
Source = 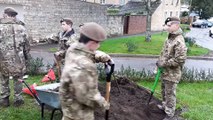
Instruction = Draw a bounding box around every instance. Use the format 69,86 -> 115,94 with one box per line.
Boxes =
95,77 -> 166,120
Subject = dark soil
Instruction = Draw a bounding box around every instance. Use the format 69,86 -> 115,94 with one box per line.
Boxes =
95,77 -> 166,120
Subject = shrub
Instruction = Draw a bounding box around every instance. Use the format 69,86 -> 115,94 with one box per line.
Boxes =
125,40 -> 138,52
98,66 -> 213,82
107,9 -> 119,15
27,57 -> 45,75
97,63 -> 106,81
184,36 -> 196,54
184,37 -> 196,47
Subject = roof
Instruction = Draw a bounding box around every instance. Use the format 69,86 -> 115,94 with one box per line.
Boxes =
119,0 -> 161,15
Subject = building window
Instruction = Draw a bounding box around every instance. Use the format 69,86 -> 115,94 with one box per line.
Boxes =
170,11 -> 172,17
171,0 -> 174,5
165,11 -> 167,19
100,0 -> 106,4
164,0 -> 168,5
176,11 -> 179,17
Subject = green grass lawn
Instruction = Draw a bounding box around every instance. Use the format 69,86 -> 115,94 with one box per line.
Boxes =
1,75 -> 212,120
0,75 -> 62,120
99,32 -> 209,56
138,80 -> 213,120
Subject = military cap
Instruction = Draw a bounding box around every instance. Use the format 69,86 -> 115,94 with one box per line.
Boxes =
79,22 -> 107,42
4,7 -> 18,16
165,17 -> 180,25
60,18 -> 73,26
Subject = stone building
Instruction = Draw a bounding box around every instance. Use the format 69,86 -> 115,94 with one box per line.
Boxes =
0,0 -> 181,43
152,0 -> 181,31
0,0 -> 123,43
119,0 -> 181,31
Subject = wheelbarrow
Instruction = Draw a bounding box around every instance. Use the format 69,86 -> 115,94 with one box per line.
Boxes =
19,79 -> 62,120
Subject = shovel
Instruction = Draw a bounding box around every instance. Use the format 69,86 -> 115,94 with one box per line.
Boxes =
104,60 -> 115,120
147,67 -> 162,105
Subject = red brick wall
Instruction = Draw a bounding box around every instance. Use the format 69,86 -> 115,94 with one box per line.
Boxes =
127,15 -> 147,34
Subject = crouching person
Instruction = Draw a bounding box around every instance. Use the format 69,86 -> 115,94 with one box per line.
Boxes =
59,22 -> 111,120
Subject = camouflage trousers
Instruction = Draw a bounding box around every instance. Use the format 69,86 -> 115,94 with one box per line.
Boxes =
0,73 -> 23,102
61,100 -> 95,120
161,79 -> 177,117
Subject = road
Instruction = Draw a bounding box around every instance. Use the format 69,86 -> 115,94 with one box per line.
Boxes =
186,27 -> 213,50
31,50 -> 213,72
31,28 -> 213,72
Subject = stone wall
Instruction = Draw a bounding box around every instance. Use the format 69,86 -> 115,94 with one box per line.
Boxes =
106,15 -> 124,37
0,0 -> 124,43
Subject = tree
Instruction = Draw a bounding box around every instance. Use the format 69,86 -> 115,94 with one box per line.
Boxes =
191,0 -> 213,19
181,0 -> 191,5
144,0 -> 161,42
145,0 -> 151,42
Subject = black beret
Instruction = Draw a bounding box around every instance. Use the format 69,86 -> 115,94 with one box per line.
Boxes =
4,7 -> 18,16
165,17 -> 180,25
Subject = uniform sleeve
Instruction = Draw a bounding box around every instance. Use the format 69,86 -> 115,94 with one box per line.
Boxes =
166,40 -> 187,67
72,59 -> 107,108
94,50 -> 111,63
19,25 -> 31,60
66,34 -> 78,46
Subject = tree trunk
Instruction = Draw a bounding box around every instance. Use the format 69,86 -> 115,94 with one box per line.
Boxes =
145,0 -> 151,42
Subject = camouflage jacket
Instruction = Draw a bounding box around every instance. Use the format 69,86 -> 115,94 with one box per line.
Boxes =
59,42 -> 109,120
0,18 -> 29,76
158,28 -> 187,83
58,29 -> 75,50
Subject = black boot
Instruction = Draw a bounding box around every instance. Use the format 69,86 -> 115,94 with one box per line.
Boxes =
13,100 -> 24,107
0,97 -> 10,108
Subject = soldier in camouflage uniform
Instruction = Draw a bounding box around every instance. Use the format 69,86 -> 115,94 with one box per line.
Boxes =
54,18 -> 75,61
156,17 -> 187,120
53,18 -> 75,78
0,7 -> 30,107
59,22 -> 111,120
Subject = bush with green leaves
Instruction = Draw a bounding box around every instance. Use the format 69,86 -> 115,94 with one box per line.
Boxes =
181,11 -> 189,17
107,9 -> 119,15
97,63 -> 106,81
184,36 -> 196,54
26,57 -> 45,75
97,65 -> 213,82
182,67 -> 213,82
184,37 -> 196,47
125,40 -> 138,52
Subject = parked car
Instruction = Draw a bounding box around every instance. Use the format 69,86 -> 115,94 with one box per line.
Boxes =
204,20 -> 213,27
192,20 -> 208,28
208,22 -> 213,27
209,26 -> 213,37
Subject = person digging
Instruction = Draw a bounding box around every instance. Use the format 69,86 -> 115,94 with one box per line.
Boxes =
59,22 -> 113,120
156,17 -> 187,120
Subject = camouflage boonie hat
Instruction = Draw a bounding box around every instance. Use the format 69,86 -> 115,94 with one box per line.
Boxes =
79,22 -> 107,42
165,17 -> 180,25
4,7 -> 18,16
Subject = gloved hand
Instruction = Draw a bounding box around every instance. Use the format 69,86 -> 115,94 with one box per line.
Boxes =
156,60 -> 164,68
95,50 -> 111,63
54,50 -> 65,61
102,101 -> 110,110
153,67 -> 158,74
